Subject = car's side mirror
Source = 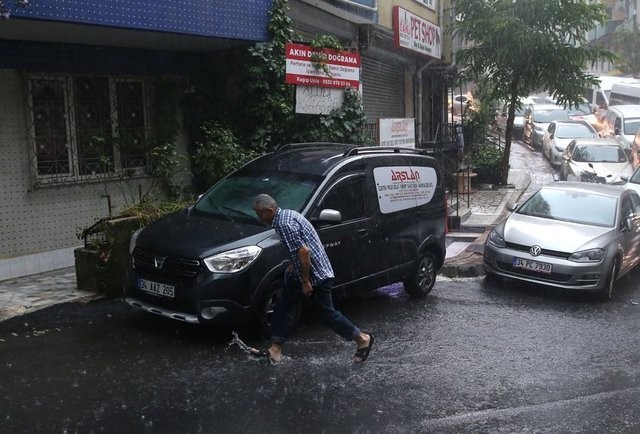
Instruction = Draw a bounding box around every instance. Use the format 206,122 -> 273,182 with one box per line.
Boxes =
622,216 -> 635,232
615,127 -> 622,135
562,154 -> 570,161
506,200 -> 519,212
316,209 -> 342,223
621,175 -> 629,182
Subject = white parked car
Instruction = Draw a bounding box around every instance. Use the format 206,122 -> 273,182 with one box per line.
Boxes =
559,138 -> 634,184
542,120 -> 598,167
624,164 -> 640,196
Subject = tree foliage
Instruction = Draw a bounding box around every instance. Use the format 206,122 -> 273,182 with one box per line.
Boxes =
452,0 -> 615,184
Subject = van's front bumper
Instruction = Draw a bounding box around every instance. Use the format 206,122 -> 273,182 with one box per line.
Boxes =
125,265 -> 255,326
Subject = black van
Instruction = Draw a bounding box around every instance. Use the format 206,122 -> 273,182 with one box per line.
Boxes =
125,143 -> 447,333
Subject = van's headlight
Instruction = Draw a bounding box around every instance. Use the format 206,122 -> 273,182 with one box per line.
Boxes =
129,228 -> 143,254
203,246 -> 262,273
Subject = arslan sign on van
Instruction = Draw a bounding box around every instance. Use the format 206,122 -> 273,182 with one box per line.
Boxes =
373,166 -> 438,214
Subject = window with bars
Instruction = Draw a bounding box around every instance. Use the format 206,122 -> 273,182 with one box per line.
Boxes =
27,74 -> 150,186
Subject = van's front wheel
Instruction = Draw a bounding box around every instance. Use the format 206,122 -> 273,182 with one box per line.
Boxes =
254,278 -> 301,338
403,251 -> 437,297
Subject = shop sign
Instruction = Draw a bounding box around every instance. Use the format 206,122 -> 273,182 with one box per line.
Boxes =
393,6 -> 442,59
285,42 -> 360,89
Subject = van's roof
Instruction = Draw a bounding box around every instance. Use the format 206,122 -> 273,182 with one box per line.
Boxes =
243,143 -> 434,177
608,105 -> 640,117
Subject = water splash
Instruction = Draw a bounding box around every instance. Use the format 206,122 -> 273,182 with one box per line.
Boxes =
226,331 -> 253,354
226,331 -> 283,365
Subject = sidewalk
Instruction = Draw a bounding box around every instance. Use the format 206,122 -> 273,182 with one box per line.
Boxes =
0,145 -> 535,323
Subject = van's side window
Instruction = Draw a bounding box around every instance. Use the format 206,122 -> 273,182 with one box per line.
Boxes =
321,177 -> 367,221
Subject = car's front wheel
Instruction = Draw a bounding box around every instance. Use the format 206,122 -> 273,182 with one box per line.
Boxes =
599,259 -> 618,301
254,278 -> 301,337
403,251 -> 437,297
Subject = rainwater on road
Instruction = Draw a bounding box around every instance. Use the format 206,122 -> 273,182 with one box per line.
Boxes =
2,272 -> 640,433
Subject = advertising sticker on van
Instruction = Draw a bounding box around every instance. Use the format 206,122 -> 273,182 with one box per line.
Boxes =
373,166 -> 437,213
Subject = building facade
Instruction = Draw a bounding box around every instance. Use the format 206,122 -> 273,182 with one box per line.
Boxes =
0,0 -> 455,280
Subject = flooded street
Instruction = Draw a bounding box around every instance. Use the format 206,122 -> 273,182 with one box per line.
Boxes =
3,273 -> 640,433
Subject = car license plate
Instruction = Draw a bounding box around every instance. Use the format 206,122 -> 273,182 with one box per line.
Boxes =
512,257 -> 552,274
138,278 -> 175,298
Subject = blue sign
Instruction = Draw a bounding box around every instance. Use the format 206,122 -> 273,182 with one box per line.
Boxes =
7,0 -> 271,41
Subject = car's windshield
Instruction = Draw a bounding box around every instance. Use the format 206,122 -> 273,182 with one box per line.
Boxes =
574,145 -> 627,163
517,188 -> 617,227
556,123 -> 595,138
534,110 -> 570,123
624,118 -> 640,135
192,170 -> 321,222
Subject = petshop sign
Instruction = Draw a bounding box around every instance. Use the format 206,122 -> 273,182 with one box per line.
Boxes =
393,6 -> 441,59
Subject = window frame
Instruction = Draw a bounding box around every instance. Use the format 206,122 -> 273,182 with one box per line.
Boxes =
25,73 -> 151,188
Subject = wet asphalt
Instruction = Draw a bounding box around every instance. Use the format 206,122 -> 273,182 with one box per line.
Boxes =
2,272 -> 640,433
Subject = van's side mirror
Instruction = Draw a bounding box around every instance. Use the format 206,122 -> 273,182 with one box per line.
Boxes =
317,209 -> 342,223
615,127 -> 622,135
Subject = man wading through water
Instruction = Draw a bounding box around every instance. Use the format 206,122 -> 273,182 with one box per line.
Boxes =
250,193 -> 374,364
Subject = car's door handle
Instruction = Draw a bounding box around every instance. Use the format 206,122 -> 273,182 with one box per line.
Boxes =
357,229 -> 369,237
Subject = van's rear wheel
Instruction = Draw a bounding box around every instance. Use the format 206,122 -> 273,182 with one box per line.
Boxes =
403,251 -> 436,297
254,278 -> 301,338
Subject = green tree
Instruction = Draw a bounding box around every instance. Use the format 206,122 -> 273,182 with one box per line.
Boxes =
246,0 -> 296,152
613,28 -> 640,78
452,0 -> 615,184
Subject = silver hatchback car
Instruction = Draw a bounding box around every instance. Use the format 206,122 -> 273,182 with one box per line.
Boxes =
483,182 -> 640,299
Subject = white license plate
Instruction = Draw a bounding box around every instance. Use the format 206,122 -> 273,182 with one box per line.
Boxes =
512,257 -> 552,274
138,278 -> 175,298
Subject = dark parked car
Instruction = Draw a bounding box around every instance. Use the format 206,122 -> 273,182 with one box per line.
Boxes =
126,143 -> 448,333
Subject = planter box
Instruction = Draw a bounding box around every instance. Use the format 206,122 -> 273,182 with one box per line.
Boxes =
74,216 -> 142,298
474,166 -> 502,185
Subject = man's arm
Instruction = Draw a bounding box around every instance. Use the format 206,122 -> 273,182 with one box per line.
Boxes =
297,246 -> 313,296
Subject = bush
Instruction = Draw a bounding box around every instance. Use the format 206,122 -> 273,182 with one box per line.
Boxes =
191,121 -> 258,192
468,144 -> 503,169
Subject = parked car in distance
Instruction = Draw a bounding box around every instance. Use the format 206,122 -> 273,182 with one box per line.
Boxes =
449,93 -> 473,116
542,120 -> 598,166
496,104 -> 526,140
523,104 -> 571,150
600,105 -> 640,148
559,138 -> 633,183
631,126 -> 640,168
623,164 -> 640,197
483,182 -> 640,300
126,143 -> 447,335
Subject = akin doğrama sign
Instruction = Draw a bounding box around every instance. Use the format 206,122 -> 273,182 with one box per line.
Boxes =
285,42 -> 360,89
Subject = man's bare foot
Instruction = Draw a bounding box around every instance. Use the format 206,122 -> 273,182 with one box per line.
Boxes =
267,345 -> 283,364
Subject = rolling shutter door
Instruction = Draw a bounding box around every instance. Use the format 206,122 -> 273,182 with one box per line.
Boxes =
361,56 -> 404,120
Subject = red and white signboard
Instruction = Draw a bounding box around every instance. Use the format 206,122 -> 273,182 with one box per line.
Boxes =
393,6 -> 442,59
285,42 -> 360,89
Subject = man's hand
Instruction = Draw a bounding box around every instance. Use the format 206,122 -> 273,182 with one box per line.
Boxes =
302,279 -> 313,297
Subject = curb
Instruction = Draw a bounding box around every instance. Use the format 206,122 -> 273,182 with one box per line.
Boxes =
440,179 -> 531,279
